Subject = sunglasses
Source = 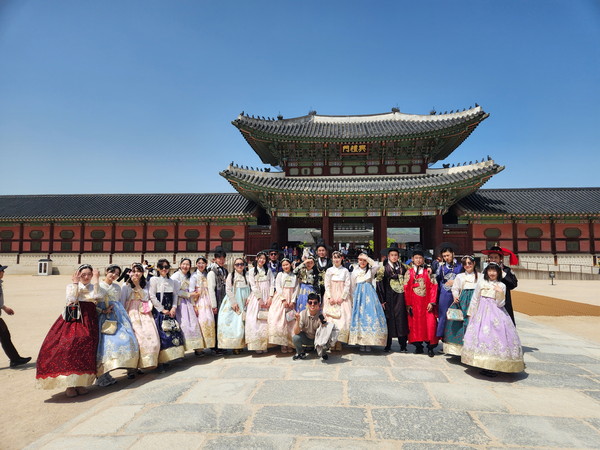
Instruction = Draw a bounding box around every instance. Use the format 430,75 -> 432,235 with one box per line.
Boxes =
157,264 -> 170,270
269,252 -> 278,256
234,263 -> 245,267
307,300 -> 319,305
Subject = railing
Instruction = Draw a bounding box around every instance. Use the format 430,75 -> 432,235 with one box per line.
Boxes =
518,261 -> 599,275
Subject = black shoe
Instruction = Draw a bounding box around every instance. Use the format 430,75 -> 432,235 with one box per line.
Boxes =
414,346 -> 424,355
400,347 -> 408,353
292,352 -> 307,361
383,347 -> 391,353
10,356 -> 31,368
428,349 -> 435,357
321,353 -> 329,361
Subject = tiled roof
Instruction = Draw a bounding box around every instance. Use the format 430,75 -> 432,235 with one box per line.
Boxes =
221,160 -> 503,195
454,188 -> 600,216
233,106 -> 487,140
0,193 -> 257,221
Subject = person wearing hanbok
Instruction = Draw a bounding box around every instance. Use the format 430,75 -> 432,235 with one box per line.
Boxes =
435,246 -> 462,338
36,265 -> 104,397
375,243 -> 409,353
404,250 -> 439,357
348,253 -> 388,350
443,256 -> 478,356
268,258 -> 298,352
189,257 -> 215,351
245,252 -> 274,353
323,251 -> 351,347
96,264 -> 139,386
121,263 -> 160,374
149,258 -> 184,367
315,241 -> 332,299
207,247 -> 228,354
482,246 -> 519,325
461,263 -> 525,376
173,258 -> 204,354
293,253 -> 319,312
218,258 -> 249,353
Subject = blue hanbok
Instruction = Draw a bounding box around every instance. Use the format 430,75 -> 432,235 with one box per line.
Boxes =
348,263 -> 388,346
97,282 -> 139,376
294,263 -> 318,312
436,261 -> 463,337
217,272 -> 249,349
149,276 -> 185,364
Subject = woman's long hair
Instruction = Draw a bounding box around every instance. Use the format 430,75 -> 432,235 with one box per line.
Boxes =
460,255 -> 478,283
128,263 -> 147,289
178,257 -> 192,279
253,251 -> 269,277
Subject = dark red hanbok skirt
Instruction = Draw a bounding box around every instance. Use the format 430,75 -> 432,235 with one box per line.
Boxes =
36,301 -> 99,389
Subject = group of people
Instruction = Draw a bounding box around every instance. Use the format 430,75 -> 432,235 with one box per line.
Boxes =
31,241 -> 524,398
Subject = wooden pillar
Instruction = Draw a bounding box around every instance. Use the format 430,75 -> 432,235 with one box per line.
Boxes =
49,222 -> 55,254
379,215 -> 388,256
589,218 -> 595,256
467,221 -> 474,255
512,219 -> 518,253
174,220 -> 180,263
80,222 -> 85,254
434,214 -> 443,251
270,215 -> 279,245
17,222 -> 24,264
243,223 -> 249,255
142,221 -> 148,254
322,215 -> 331,247
110,222 -> 116,262
205,221 -> 211,254
550,218 -> 557,262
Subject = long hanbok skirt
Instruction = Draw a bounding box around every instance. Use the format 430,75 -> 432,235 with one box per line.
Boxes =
323,280 -> 352,344
154,293 -> 185,364
125,298 -> 160,369
97,301 -> 139,376
195,287 -> 215,348
461,296 -> 525,373
36,302 -> 99,389
245,280 -> 270,351
217,286 -> 249,349
348,282 -> 388,346
268,286 -> 295,347
296,282 -> 316,313
177,297 -> 204,351
443,289 -> 473,356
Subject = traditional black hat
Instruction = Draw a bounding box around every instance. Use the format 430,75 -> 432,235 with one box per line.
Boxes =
383,242 -> 402,255
315,240 -> 332,252
0,264 -> 8,271
262,242 -> 284,256
411,249 -> 425,257
436,241 -> 458,256
212,245 -> 227,257
481,246 -> 519,265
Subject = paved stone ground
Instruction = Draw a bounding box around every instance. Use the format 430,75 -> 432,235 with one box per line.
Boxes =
27,313 -> 600,449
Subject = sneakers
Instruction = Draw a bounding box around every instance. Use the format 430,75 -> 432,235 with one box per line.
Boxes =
321,353 -> 329,361
10,356 -> 31,368
292,352 -> 307,360
95,373 -> 117,387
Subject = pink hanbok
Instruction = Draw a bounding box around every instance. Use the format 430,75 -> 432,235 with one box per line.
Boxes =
246,268 -> 274,351
189,271 -> 215,349
267,272 -> 298,347
323,266 -> 352,343
121,285 -> 160,369
173,271 -> 204,351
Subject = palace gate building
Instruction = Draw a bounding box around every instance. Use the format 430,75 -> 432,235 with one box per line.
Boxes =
1,106 -> 598,274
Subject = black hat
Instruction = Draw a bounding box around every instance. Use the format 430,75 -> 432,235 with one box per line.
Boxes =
411,249 -> 425,257
383,242 -> 401,255
436,241 -> 458,256
0,264 -> 8,271
315,240 -> 332,252
263,242 -> 283,256
213,246 -> 227,257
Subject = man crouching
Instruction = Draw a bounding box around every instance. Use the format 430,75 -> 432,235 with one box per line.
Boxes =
292,293 -> 333,361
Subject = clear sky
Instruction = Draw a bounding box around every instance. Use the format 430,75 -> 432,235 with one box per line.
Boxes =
1,0 -> 599,195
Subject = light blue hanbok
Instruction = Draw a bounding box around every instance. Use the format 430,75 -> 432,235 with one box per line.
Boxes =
348,262 -> 388,346
217,272 -> 249,349
97,281 -> 139,375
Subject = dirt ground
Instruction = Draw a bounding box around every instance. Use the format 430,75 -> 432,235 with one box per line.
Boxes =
0,274 -> 599,449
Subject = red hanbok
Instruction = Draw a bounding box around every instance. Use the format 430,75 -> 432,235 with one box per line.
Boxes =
36,284 -> 100,389
404,267 -> 439,345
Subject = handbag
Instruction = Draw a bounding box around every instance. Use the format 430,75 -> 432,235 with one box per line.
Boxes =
446,306 -> 464,321
285,309 -> 296,322
101,298 -> 118,335
101,314 -> 118,335
257,308 -> 269,321
162,316 -> 181,332
325,303 -> 341,320
62,303 -> 81,322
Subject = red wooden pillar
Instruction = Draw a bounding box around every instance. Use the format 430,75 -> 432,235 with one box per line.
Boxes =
322,215 -> 331,247
205,221 -> 211,254
174,220 -> 180,263
80,222 -> 85,258
434,214 -> 443,251
270,215 -> 279,245
379,215 -> 388,256
110,222 -> 116,263
550,218 -> 557,263
49,222 -> 55,254
142,221 -> 148,254
467,221 -> 474,255
589,219 -> 595,257
512,219 -> 518,254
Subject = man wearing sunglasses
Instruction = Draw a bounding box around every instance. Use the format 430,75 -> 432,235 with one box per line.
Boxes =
267,243 -> 283,276
292,293 -> 327,360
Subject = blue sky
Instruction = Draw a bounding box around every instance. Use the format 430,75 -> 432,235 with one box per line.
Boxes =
1,0 -> 599,195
